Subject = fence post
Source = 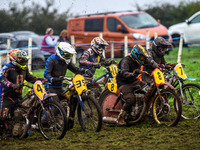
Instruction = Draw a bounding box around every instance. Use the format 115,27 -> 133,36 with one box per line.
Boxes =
124,35 -> 128,57
99,32 -> 106,57
28,37 -> 32,71
146,30 -> 150,50
7,38 -> 11,63
111,40 -> 114,59
99,32 -> 103,38
70,35 -> 76,64
177,33 -> 183,63
154,32 -> 158,39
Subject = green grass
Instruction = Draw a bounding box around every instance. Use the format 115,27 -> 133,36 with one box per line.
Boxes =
1,46 -> 200,149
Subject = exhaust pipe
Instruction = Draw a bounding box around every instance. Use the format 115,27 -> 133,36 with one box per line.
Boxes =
103,117 -> 117,124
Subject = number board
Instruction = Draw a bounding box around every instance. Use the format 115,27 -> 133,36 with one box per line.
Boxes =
72,74 -> 87,95
33,81 -> 46,100
174,63 -> 187,79
109,64 -> 118,78
107,83 -> 118,94
152,68 -> 165,86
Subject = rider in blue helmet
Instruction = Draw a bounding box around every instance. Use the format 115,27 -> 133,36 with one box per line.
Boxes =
116,44 -> 158,126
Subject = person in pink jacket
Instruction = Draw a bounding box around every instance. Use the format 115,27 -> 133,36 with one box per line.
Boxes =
41,28 -> 59,54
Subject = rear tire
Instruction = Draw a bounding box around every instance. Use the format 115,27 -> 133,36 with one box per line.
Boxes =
100,89 -> 121,117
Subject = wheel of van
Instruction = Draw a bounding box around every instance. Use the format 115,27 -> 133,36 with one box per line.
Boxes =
172,34 -> 188,47
32,58 -> 45,70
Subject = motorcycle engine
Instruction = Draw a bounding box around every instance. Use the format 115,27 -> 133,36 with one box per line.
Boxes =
130,94 -> 144,117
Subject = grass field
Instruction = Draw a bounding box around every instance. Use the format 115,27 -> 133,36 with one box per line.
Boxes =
1,46 -> 200,150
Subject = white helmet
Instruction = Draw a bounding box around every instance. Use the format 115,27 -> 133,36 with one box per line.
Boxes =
56,42 -> 76,64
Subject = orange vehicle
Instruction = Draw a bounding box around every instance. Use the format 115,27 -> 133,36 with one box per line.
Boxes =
67,11 -> 170,58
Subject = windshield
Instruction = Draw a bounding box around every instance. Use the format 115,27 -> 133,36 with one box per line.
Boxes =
120,13 -> 159,29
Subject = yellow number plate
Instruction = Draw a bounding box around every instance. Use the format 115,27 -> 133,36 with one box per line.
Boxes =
109,64 -> 118,78
107,83 -> 118,94
174,63 -> 187,79
72,74 -> 87,95
152,68 -> 165,86
33,81 -> 46,100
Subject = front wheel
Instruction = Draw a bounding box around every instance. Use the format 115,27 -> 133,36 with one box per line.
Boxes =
180,83 -> 200,119
151,89 -> 182,126
38,100 -> 68,140
77,95 -> 102,132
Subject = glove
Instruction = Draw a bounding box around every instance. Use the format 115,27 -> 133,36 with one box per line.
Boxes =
159,64 -> 165,68
51,76 -> 64,83
37,77 -> 45,83
110,60 -> 118,64
85,69 -> 93,77
93,63 -> 101,68
166,64 -> 172,69
11,83 -> 20,89
133,69 -> 142,75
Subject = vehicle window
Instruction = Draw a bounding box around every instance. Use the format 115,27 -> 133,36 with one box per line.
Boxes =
190,14 -> 200,24
0,37 -> 8,44
32,42 -> 37,47
18,41 -> 28,48
120,13 -> 158,29
14,33 -> 40,40
85,19 -> 103,31
107,18 -> 128,33
11,41 -> 18,48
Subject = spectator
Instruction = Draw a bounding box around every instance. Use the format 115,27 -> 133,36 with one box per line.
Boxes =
41,27 -> 58,54
58,29 -> 70,43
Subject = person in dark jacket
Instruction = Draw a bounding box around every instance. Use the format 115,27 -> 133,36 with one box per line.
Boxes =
142,37 -> 172,83
0,49 -> 41,136
148,37 -> 172,67
116,44 -> 158,126
44,42 -> 89,129
58,29 -> 70,43
79,37 -> 116,98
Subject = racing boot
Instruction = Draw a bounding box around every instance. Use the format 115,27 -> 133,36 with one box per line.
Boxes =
117,109 -> 127,126
13,109 -> 23,137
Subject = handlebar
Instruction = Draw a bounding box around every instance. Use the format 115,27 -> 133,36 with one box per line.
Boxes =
63,77 -> 73,82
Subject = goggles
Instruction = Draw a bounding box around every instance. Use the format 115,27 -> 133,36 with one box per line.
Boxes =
138,54 -> 146,61
59,48 -> 73,59
157,46 -> 167,52
18,58 -> 28,65
98,45 -> 106,51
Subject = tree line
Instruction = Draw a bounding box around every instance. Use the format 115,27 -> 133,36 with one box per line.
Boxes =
0,0 -> 200,35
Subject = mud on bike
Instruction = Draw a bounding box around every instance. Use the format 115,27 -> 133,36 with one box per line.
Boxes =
0,80 -> 68,140
60,74 -> 102,132
165,63 -> 200,119
100,68 -> 182,126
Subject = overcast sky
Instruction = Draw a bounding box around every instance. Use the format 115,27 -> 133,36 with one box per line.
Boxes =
0,0 -> 199,15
